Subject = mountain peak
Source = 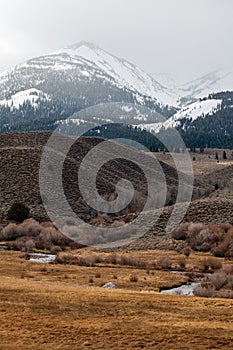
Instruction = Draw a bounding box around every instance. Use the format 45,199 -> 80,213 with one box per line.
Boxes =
65,41 -> 100,51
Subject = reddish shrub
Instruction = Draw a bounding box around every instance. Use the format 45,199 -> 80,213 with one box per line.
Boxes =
171,223 -> 189,240
193,282 -> 215,298
209,272 -> 227,290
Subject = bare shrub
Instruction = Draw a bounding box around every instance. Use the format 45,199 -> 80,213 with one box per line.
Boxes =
50,245 -> 62,253
0,223 -> 24,241
106,253 -> 117,265
196,229 -> 211,245
207,223 -> 224,243
94,255 -> 105,264
172,222 -> 233,258
201,258 -> 210,272
222,264 -> 233,275
39,266 -> 48,272
119,256 -> 137,267
219,223 -> 232,233
188,223 -> 206,250
193,282 -> 215,298
19,219 -> 41,237
95,272 -> 101,278
178,257 -> 186,269
25,239 -> 35,252
188,222 -> 206,237
216,290 -> 233,299
54,253 -> 150,270
158,256 -> 171,270
183,247 -> 191,257
206,257 -> 222,270
40,221 -> 55,228
226,275 -> 233,290
209,272 -> 227,290
89,278 -> 94,283
199,242 -> 211,252
54,255 -> 97,267
130,275 -> 138,282
171,223 -> 189,240
212,241 -> 229,257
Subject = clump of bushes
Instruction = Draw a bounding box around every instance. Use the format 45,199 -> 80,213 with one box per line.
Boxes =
201,257 -> 222,271
194,264 -> 233,299
172,222 -> 233,258
54,255 -> 98,267
193,282 -> 215,298
53,253 -> 153,269
0,218 -> 81,251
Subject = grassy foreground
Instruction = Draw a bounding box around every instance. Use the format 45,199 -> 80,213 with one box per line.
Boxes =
0,251 -> 233,349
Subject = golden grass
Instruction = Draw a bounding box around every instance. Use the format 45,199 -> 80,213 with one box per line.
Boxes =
0,251 -> 233,349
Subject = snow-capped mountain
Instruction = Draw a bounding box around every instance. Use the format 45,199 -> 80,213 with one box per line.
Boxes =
0,41 -> 179,134
178,69 -> 233,100
53,41 -> 178,106
0,41 -> 176,111
152,69 -> 233,107
0,40 -> 233,145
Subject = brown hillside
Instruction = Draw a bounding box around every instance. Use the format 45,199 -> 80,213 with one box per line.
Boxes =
1,131 -> 233,250
0,131 -> 199,223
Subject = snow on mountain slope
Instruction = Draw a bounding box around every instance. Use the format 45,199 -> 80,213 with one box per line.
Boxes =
54,41 -> 178,106
0,41 -> 179,120
151,73 -> 177,88
152,69 -> 233,106
0,40 -> 232,126
178,70 -> 233,99
0,88 -> 50,109
168,69 -> 233,106
136,98 -> 222,133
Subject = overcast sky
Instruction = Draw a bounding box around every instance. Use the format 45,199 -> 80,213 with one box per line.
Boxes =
0,0 -> 232,84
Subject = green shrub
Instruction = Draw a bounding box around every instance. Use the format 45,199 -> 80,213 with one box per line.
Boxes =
7,202 -> 30,223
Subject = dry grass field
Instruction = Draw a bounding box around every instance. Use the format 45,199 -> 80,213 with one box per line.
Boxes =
0,251 -> 233,349
156,148 -> 233,177
1,132 -> 233,349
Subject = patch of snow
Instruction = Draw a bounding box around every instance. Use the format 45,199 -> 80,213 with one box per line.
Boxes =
136,99 -> 222,133
102,282 -> 117,289
136,122 -> 163,133
0,88 -> 50,109
121,105 -> 133,113
163,98 -> 222,129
